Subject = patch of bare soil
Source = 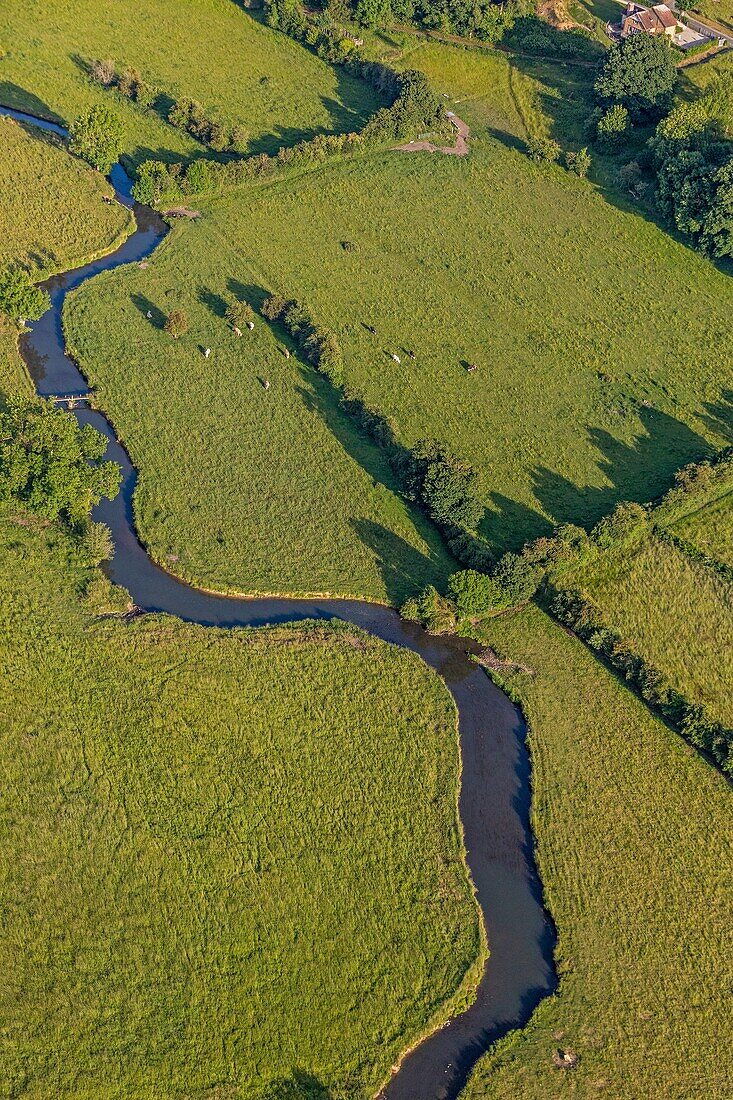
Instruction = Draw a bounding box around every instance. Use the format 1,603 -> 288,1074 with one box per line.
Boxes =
394,112 -> 470,156
163,206 -> 201,219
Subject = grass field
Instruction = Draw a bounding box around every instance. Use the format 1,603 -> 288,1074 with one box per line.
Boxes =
65,110 -> 733,597
0,114 -> 132,401
559,529 -> 733,726
463,605 -> 732,1100
0,0 -> 383,168
64,242 -> 454,602
0,116 -> 132,277
672,490 -> 733,567
0,505 -> 481,1098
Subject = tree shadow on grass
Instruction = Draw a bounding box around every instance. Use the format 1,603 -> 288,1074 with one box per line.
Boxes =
197,285 -> 228,318
130,293 -> 166,330
226,278 -> 270,313
479,492 -> 553,556
260,1069 -> 336,1098
350,516 -> 448,604
699,388 -> 733,444
0,81 -> 60,122
295,375 -> 454,592
532,406 -> 713,529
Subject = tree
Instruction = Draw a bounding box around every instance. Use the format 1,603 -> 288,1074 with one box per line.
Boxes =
261,293 -> 288,321
596,104 -> 629,148
68,105 -> 124,173
355,0 -> 392,28
164,309 -> 188,338
225,298 -> 255,329
527,136 -> 561,164
0,399 -> 120,524
0,267 -> 50,323
594,34 -> 676,122
565,146 -> 591,178
447,569 -> 506,619
132,159 -> 178,205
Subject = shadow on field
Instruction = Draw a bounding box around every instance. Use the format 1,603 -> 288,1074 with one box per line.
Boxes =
227,279 -> 270,313
480,493 -> 552,555
261,1069 -> 335,1098
351,517 -> 445,603
131,293 -> 166,330
532,406 -> 713,528
0,81 -> 60,121
700,388 -> 733,443
198,286 -> 228,318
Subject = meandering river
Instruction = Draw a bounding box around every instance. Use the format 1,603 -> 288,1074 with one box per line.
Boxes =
3,105 -> 556,1100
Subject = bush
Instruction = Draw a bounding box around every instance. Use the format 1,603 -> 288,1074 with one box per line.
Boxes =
492,551 -> 540,604
89,58 -> 116,86
261,293 -> 289,321
527,136 -> 561,164
0,267 -> 50,323
564,147 -> 591,178
591,500 -> 649,548
447,569 -> 507,619
164,309 -> 188,338
0,399 -> 120,524
132,159 -> 180,205
226,298 -> 256,330
81,521 -> 115,565
117,66 -> 141,99
400,584 -> 457,634
596,104 -> 629,148
69,104 -> 124,174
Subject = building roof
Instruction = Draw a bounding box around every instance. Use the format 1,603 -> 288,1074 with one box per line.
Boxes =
622,2 -> 677,32
653,4 -> 678,28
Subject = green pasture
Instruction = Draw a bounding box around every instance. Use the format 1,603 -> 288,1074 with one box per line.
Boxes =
0,0 -> 382,168
672,490 -> 733,567
0,506 -> 481,1098
560,528 -> 733,726
464,605 -> 732,1100
64,239 -> 454,601
0,114 -> 132,401
0,115 -> 132,278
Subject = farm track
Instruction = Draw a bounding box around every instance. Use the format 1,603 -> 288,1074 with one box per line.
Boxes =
2,104 -> 556,1100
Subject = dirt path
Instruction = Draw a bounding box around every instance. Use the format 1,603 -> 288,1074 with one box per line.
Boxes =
394,111 -> 470,156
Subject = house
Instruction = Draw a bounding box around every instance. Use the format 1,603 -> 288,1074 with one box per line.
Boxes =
620,2 -> 678,37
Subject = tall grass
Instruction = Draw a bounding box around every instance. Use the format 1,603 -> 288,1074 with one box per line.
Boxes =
0,506 -> 481,1098
464,605 -> 732,1100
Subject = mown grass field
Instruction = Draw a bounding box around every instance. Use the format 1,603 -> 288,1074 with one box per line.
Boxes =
0,505 -> 481,1098
0,114 -> 132,401
0,0 -> 382,168
560,529 -> 733,726
463,605 -> 732,1100
672,490 -> 733,567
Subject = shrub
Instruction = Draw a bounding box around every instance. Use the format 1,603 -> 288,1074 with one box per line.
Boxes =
0,399 -> 120,524
591,500 -> 649,548
69,104 -> 124,174
596,104 -> 630,148
411,440 -> 483,530
184,159 -> 215,195
261,293 -> 289,321
400,584 -> 457,634
225,298 -> 256,330
81,521 -> 114,565
527,136 -> 561,164
164,309 -> 188,338
132,159 -> 180,205
89,58 -> 116,86
447,569 -> 507,619
0,267 -> 50,323
117,66 -> 141,99
492,551 -> 541,604
565,147 -> 591,178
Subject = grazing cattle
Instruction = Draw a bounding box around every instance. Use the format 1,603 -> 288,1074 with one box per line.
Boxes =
467,363 -> 477,374
204,347 -> 211,359
263,378 -> 270,390
146,310 -> 152,319
247,321 -> 255,331
392,354 -> 401,364
233,326 -> 242,337
367,325 -> 377,335
283,347 -> 290,359
408,350 -> 416,360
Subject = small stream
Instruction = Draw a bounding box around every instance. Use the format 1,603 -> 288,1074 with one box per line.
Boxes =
3,106 -> 556,1100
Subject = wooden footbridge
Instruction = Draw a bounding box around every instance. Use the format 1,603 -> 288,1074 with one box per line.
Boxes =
50,393 -> 92,408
